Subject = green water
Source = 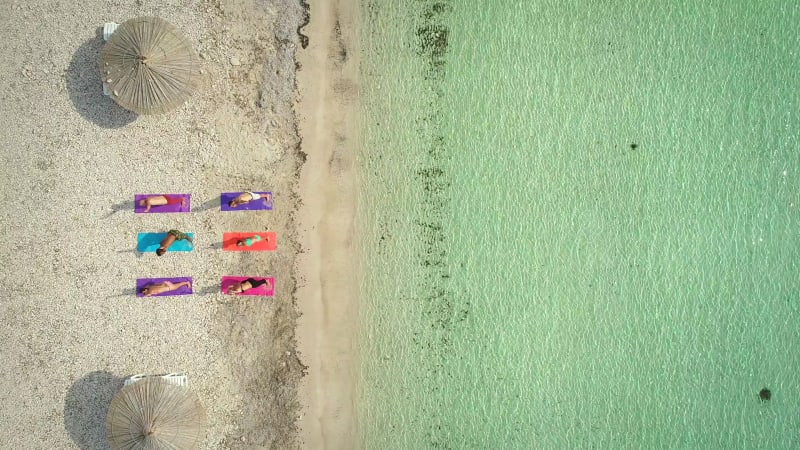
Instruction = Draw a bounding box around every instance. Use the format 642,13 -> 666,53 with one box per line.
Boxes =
356,1 -> 800,448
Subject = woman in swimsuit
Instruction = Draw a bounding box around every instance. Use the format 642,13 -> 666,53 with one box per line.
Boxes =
140,280 -> 192,296
236,234 -> 263,247
138,195 -> 186,212
156,229 -> 193,256
226,277 -> 272,294
228,191 -> 271,208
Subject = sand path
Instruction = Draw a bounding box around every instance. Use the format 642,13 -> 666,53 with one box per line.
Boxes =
297,0 -> 361,448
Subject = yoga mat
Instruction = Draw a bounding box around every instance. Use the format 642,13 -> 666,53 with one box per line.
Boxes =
220,192 -> 273,211
137,232 -> 195,253
134,194 -> 191,213
221,276 -> 275,296
222,232 -> 277,251
136,277 -> 193,297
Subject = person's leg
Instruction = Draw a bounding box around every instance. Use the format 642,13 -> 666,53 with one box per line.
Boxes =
161,234 -> 176,249
246,278 -> 267,289
175,281 -> 191,290
144,195 -> 168,212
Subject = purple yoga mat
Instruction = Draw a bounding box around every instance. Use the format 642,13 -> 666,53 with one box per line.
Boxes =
136,277 -> 193,297
220,192 -> 273,211
134,194 -> 191,213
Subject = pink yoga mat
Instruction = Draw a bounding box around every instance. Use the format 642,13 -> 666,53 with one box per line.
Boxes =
221,276 -> 274,296
136,277 -> 193,297
134,194 -> 191,213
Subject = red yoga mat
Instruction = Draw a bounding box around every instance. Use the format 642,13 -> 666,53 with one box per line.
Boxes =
222,232 -> 277,251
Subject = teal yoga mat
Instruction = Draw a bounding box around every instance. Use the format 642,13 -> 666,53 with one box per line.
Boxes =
136,232 -> 195,253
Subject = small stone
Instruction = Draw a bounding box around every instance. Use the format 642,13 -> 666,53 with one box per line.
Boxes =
199,52 -> 207,59
230,56 -> 241,66
285,351 -> 291,356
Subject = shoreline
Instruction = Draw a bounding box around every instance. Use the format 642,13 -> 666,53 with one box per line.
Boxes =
296,0 -> 362,447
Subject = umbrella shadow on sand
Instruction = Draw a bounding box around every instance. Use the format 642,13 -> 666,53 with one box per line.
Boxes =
66,29 -> 137,129
64,370 -> 124,450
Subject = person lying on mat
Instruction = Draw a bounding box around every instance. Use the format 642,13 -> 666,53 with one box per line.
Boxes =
140,280 -> 192,296
236,234 -> 264,247
156,229 -> 193,256
138,195 -> 186,212
226,277 -> 272,294
228,191 -> 271,208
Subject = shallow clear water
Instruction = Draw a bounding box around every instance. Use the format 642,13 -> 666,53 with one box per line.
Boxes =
356,1 -> 800,448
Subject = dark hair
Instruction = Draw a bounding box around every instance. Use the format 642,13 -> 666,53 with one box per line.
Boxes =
228,200 -> 235,207
236,240 -> 245,247
156,248 -> 166,256
140,288 -> 148,294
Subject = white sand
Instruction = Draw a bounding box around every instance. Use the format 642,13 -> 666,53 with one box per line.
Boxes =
296,0 -> 361,448
0,0 -> 313,448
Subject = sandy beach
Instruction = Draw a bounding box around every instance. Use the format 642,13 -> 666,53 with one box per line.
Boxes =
296,0 -> 361,447
0,0 -> 355,448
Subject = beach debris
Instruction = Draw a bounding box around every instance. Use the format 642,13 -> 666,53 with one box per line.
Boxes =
230,56 -> 241,66
759,388 -> 771,401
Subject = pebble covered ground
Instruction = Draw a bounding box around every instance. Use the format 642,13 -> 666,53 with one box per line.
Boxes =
0,0 -> 308,448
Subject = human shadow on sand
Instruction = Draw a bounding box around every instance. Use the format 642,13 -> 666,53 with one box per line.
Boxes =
66,29 -> 137,128
64,370 -> 124,450
115,248 -> 145,259
193,197 -> 221,212
107,287 -> 137,299
104,200 -> 135,218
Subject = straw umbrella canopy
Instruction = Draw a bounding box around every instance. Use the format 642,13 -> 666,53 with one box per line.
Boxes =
106,378 -> 207,450
99,17 -> 201,115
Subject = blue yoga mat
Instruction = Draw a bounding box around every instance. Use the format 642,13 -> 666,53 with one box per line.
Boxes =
137,232 -> 195,253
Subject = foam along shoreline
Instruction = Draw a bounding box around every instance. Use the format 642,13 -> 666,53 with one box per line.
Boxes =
296,0 -> 362,447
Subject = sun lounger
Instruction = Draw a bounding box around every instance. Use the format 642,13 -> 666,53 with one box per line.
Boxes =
103,22 -> 119,42
124,372 -> 188,387
102,22 -> 119,96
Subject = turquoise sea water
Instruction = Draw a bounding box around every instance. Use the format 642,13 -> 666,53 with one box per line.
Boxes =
356,1 -> 800,448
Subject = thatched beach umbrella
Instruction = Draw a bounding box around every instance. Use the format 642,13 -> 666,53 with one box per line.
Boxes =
99,16 -> 200,115
106,378 -> 207,450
